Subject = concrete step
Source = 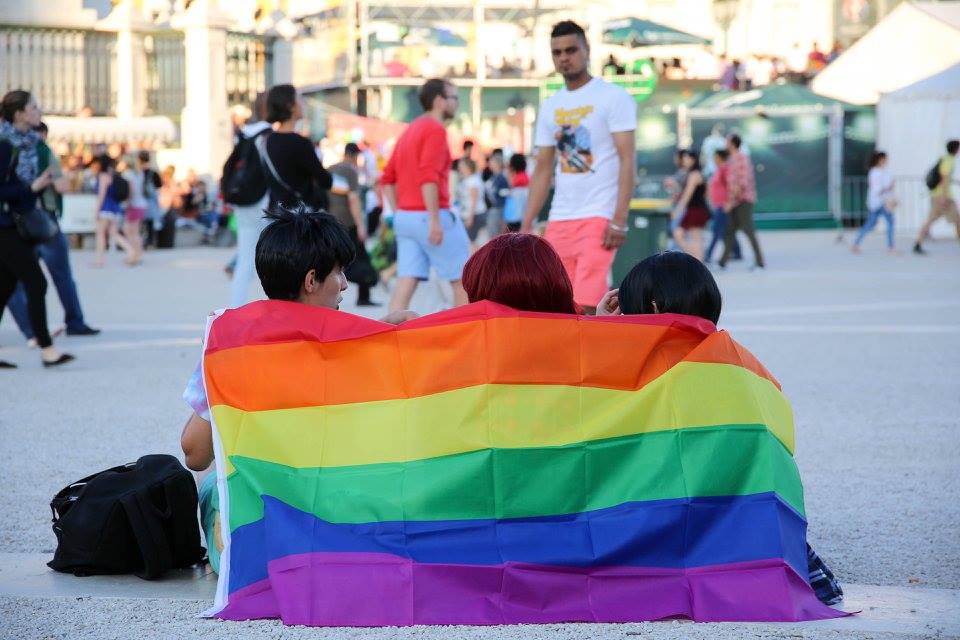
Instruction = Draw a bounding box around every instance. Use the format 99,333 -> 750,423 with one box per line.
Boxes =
1,553 -> 957,636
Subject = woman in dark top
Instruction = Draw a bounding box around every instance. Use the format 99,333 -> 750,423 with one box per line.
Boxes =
0,139 -> 73,368
671,150 -> 710,261
257,84 -> 332,210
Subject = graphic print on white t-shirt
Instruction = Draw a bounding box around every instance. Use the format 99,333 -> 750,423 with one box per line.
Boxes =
534,77 -> 637,222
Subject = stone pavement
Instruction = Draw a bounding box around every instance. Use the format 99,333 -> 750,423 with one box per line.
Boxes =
1,229 -> 958,639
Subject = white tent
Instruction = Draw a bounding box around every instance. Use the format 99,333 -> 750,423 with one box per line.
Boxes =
812,1 -> 960,106
877,63 -> 960,235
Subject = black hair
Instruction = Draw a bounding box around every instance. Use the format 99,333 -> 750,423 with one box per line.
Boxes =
419,78 -> 450,112
508,153 -> 527,173
551,20 -> 587,44
265,84 -> 297,123
137,150 -> 151,164
714,148 -> 729,161
728,134 -> 743,149
343,142 -> 360,157
1,90 -> 31,123
680,149 -> 702,172
255,204 -> 355,301
618,251 -> 722,324
867,151 -> 886,170
35,121 -> 48,135
948,140 -> 960,155
96,155 -> 115,173
462,139 -> 474,151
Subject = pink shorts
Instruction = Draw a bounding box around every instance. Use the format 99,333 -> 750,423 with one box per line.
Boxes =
543,217 -> 616,308
125,207 -> 146,222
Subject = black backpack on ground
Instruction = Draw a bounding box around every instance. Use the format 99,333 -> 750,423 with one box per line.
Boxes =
111,172 -> 130,203
48,455 -> 205,580
925,160 -> 943,191
221,129 -> 269,206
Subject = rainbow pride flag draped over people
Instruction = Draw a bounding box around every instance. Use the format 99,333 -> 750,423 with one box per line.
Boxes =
202,300 -> 844,626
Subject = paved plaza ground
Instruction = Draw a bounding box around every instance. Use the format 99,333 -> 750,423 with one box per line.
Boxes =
1,229 -> 958,639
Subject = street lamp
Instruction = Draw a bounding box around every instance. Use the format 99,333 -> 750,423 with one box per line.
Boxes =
712,0 -> 740,56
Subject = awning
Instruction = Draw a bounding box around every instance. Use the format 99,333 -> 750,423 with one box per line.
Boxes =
603,18 -> 711,48
44,115 -> 178,145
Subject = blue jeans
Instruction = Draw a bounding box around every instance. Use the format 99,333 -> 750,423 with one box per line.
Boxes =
705,207 -> 741,263
854,206 -> 894,248
7,229 -> 87,338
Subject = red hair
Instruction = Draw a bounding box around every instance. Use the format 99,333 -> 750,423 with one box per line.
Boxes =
462,234 -> 578,314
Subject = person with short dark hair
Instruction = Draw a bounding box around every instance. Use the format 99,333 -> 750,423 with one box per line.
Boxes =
522,20 -> 637,313
705,148 -> 741,263
598,251 -> 721,324
719,133 -> 765,270
913,139 -> 960,254
258,84 -> 332,211
455,157 -> 487,248
462,233 -> 577,314
328,142 -> 380,306
484,154 -> 509,237
381,78 -> 470,312
503,153 -> 529,232
852,151 -> 897,254
180,204 -> 417,572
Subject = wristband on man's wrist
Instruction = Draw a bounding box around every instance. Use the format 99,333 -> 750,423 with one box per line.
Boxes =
608,221 -> 628,233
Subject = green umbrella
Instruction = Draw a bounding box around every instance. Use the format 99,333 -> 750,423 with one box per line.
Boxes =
603,18 -> 711,48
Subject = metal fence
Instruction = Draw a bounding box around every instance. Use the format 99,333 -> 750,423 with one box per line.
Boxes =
226,32 -> 273,108
0,25 -> 115,115
144,31 -> 185,119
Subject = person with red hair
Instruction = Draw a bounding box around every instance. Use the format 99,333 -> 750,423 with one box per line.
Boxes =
462,233 -> 578,314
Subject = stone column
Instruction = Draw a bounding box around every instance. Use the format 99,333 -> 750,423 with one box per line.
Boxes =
173,0 -> 232,177
99,0 -> 149,118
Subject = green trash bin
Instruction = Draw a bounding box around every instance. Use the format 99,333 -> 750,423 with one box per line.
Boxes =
610,201 -> 671,286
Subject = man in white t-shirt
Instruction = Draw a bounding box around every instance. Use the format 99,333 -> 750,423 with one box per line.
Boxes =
521,20 -> 637,312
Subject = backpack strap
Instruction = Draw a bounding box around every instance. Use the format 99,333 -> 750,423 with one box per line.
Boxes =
120,490 -> 173,580
255,133 -> 303,200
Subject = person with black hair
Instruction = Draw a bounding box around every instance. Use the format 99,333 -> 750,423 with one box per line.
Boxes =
381,78 -> 470,313
596,251 -> 721,324
852,151 -> 897,254
913,139 -> 960,255
179,204 -> 417,572
671,149 -> 710,261
522,20 -> 637,313
719,133 -> 765,270
92,154 -> 134,267
329,142 -> 380,306
503,153 -> 529,232
256,84 -> 332,212
595,251 -> 845,607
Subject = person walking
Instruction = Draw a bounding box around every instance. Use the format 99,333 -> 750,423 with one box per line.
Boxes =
718,133 -> 765,270
222,93 -> 271,307
120,156 -> 145,265
328,142 -> 379,306
92,155 -> 133,267
137,151 -> 163,249
1,103 -> 99,340
914,139 -> 960,255
852,151 -> 897,254
255,84 -> 332,213
670,150 -> 710,261
503,153 -> 529,233
521,20 -> 637,313
455,158 -> 487,250
484,154 -> 509,238
380,78 -> 470,312
0,137 -> 74,368
704,148 -> 741,263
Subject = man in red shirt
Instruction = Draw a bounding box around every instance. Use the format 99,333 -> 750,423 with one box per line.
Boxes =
382,79 -> 470,312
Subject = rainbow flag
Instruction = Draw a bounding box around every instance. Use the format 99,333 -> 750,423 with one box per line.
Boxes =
202,300 -> 844,626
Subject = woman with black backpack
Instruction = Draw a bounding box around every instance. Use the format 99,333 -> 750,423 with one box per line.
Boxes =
93,155 -> 134,268
256,84 -> 332,212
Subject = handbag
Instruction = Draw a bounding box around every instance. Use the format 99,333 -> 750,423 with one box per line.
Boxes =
13,206 -> 59,243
